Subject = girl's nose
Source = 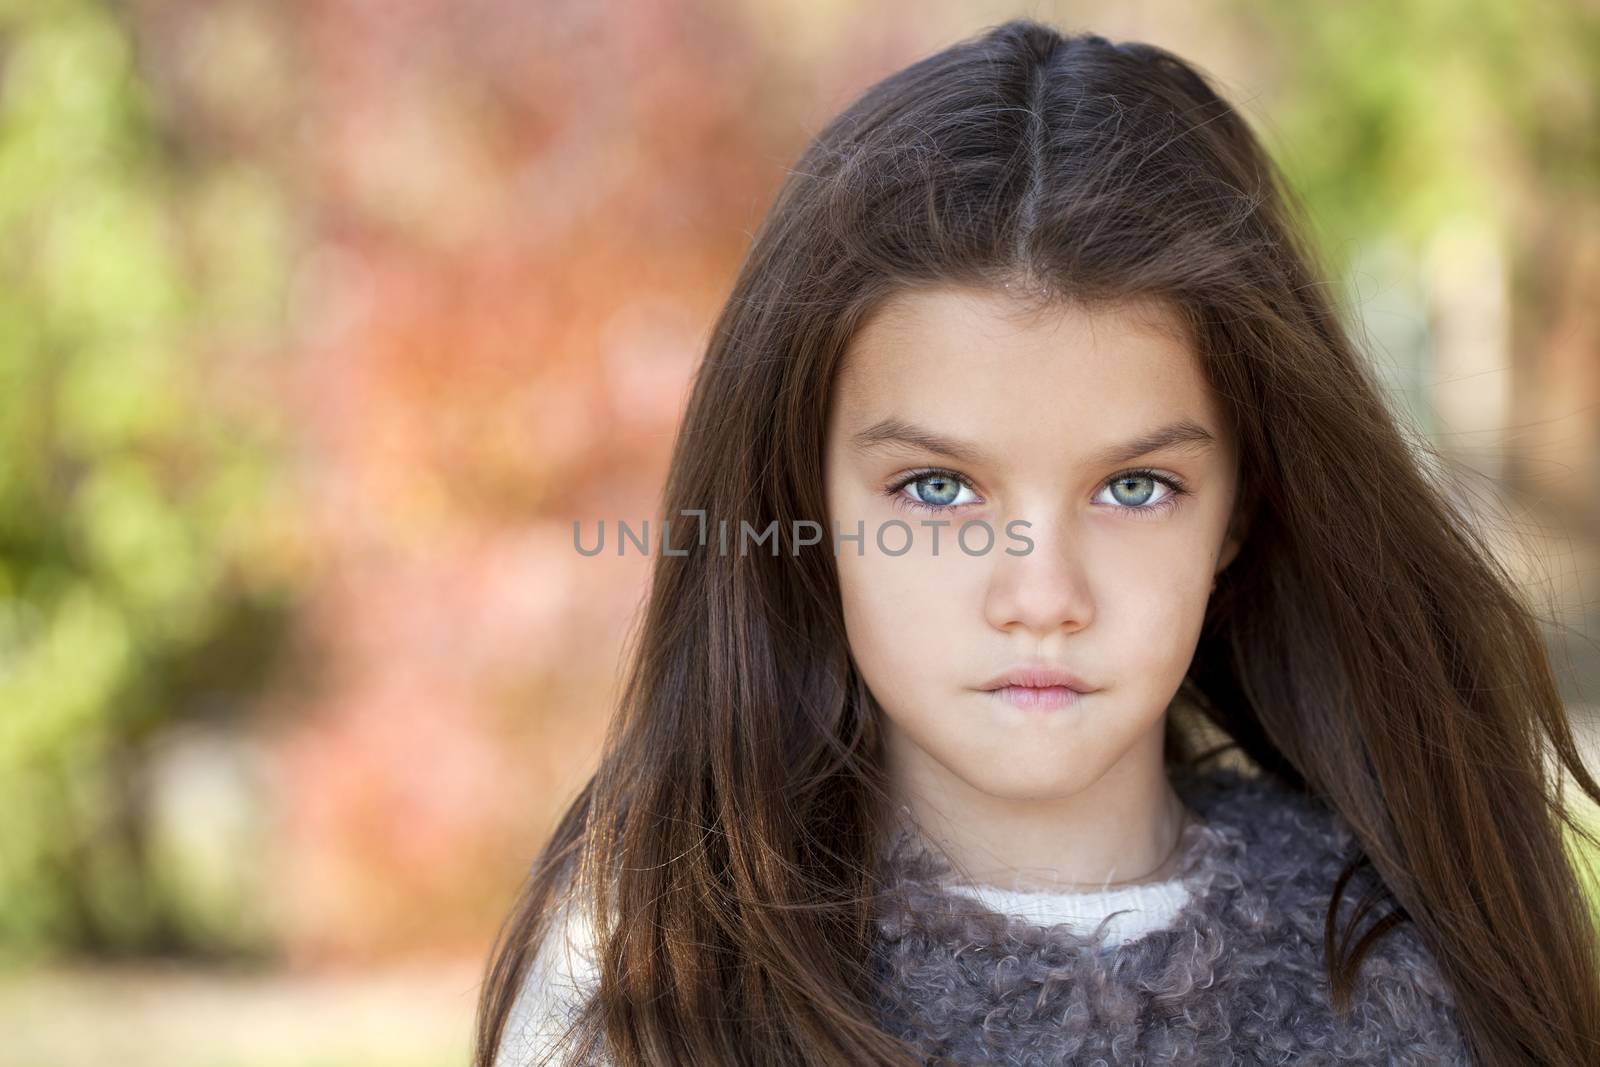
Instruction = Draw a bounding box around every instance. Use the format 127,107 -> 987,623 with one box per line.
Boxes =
982,524 -> 1094,636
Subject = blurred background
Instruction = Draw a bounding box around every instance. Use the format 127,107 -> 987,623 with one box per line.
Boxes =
0,0 -> 1595,1063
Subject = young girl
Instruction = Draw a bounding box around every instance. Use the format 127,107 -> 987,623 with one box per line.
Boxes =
476,19 -> 1600,1067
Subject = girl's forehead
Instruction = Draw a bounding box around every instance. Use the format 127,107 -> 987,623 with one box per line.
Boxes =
826,286 -> 1237,474
835,286 -> 1212,414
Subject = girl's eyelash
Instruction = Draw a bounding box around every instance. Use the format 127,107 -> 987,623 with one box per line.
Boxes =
883,468 -> 977,515
1101,468 -> 1190,520
883,466 -> 1190,518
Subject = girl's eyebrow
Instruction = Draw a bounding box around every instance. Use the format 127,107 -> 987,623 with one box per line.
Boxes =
850,417 -> 1218,467
850,418 -> 992,464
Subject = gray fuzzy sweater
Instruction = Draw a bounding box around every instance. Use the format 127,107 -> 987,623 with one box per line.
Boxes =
870,763 -> 1471,1066
496,765 -> 1471,1066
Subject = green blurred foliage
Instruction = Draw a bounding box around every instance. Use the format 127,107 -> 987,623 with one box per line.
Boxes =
1575,799 -> 1600,938
0,0 -> 298,961
1241,0 -> 1597,273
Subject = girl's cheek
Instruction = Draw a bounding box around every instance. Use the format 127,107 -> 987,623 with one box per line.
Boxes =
870,552 -> 987,621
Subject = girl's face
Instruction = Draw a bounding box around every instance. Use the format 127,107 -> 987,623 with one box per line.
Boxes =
823,285 -> 1241,812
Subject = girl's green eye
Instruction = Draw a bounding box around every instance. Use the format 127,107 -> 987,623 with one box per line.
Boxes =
894,471 -> 980,512
910,474 -> 968,507
1099,472 -> 1173,507
1092,468 -> 1189,518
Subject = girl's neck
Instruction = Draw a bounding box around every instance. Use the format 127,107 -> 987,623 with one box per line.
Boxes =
888,749 -> 1195,893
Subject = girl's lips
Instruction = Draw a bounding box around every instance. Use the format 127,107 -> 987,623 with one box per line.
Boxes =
978,664 -> 1098,693
985,685 -> 1086,711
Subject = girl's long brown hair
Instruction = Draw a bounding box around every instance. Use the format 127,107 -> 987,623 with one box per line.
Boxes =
474,19 -> 1600,1065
